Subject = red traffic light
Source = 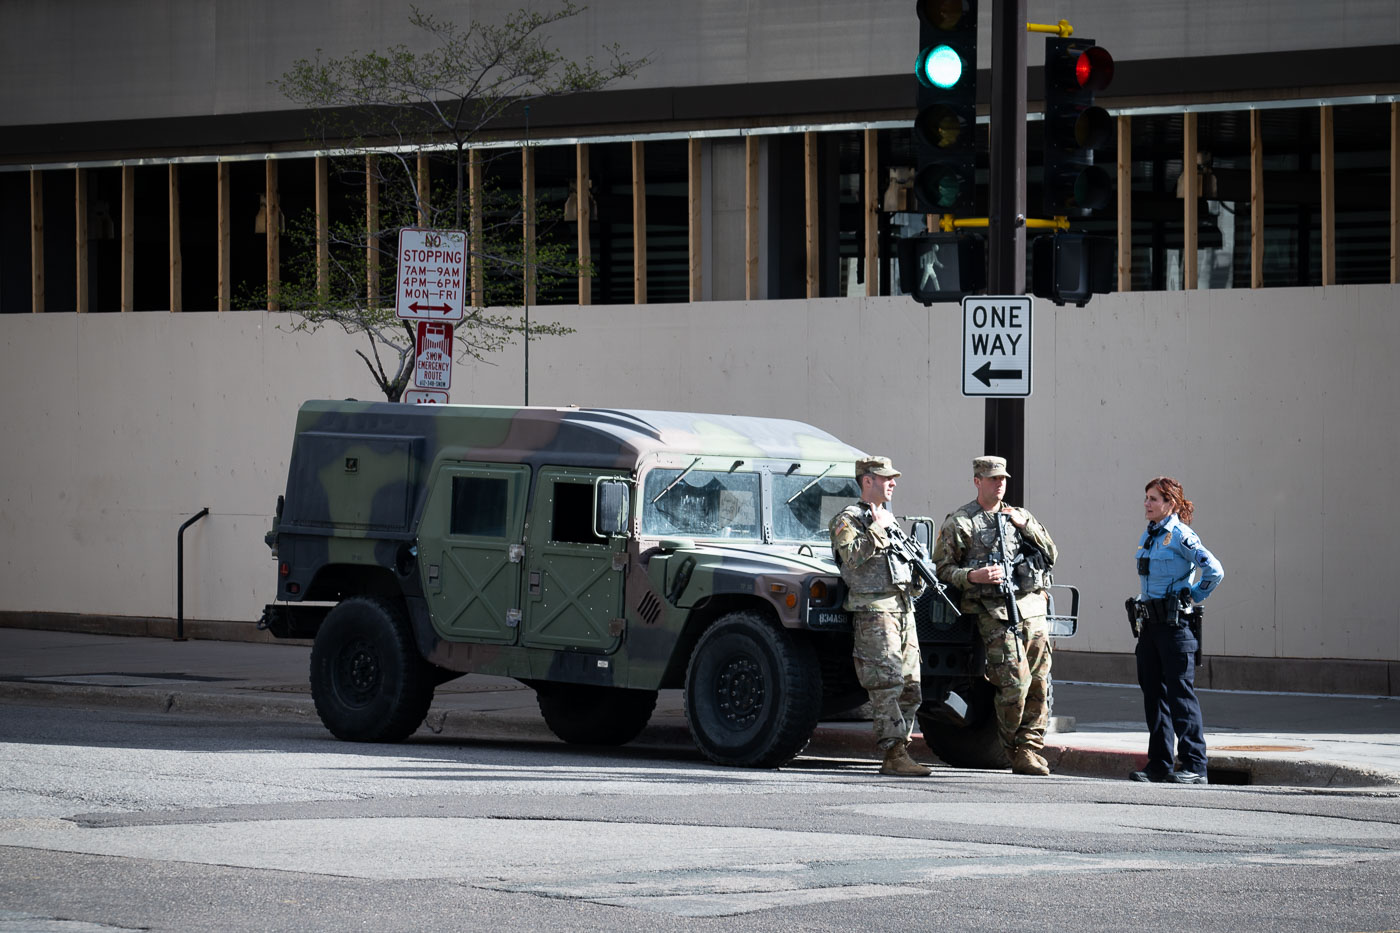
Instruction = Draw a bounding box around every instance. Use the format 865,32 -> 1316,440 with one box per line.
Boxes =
1074,45 -> 1114,92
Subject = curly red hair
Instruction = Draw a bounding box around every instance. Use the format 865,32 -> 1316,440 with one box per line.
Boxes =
1145,476 -> 1194,524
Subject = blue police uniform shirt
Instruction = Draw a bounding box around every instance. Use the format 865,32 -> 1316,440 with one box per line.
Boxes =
1137,514 -> 1224,603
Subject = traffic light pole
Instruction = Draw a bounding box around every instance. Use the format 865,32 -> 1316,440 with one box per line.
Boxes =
986,0 -> 1028,504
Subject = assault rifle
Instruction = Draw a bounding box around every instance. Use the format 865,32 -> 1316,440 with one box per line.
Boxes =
871,507 -> 962,614
991,512 -> 1024,655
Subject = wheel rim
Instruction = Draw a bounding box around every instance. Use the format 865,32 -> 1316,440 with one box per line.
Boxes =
714,652 -> 764,729
335,638 -> 381,707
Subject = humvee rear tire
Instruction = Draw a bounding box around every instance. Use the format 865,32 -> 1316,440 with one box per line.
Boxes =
917,680 -> 1010,770
310,596 -> 435,743
534,683 -> 658,746
684,611 -> 822,768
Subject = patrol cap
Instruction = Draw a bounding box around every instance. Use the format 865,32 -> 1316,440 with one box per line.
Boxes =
973,455 -> 1010,478
855,456 -> 901,478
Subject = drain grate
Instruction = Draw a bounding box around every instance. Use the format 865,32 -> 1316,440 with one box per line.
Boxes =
1214,744 -> 1311,752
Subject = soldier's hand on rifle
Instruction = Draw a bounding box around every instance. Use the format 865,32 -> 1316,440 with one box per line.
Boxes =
969,565 -> 1004,585
999,506 -> 1028,529
869,508 -> 898,531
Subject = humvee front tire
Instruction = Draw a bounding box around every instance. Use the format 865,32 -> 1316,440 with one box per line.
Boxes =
310,596 -> 435,743
917,680 -> 1009,769
684,611 -> 822,768
534,683 -> 658,746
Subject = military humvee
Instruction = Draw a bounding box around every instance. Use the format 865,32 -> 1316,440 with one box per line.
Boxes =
262,400 -> 1075,768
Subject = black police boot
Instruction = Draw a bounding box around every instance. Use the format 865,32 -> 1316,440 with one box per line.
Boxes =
1128,768 -> 1172,783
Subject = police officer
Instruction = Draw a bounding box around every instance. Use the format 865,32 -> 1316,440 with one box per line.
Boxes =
828,456 -> 931,777
932,456 -> 1059,776
1129,476 -> 1224,784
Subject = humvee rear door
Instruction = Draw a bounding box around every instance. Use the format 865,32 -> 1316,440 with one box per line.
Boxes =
418,463 -> 529,645
521,468 -> 627,652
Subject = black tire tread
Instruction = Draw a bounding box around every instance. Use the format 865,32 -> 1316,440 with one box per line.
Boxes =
309,595 -> 435,743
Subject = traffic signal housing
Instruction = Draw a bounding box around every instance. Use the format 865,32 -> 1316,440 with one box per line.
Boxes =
899,232 -> 987,305
1031,233 -> 1114,307
913,0 -> 978,215
1042,36 -> 1114,217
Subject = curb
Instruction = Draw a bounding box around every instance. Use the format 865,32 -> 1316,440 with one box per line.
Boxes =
4,681 -> 1398,788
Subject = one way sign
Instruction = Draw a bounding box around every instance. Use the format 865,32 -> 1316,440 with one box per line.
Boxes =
962,295 -> 1032,398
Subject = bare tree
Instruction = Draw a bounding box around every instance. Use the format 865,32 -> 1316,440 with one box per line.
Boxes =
268,3 -> 646,400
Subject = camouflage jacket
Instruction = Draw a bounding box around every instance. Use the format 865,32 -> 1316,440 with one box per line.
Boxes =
829,502 -> 917,612
932,499 -> 1058,621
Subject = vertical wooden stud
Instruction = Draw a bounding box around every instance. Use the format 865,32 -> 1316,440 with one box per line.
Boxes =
863,129 -> 878,298
523,146 -> 536,308
366,155 -> 379,308
1320,105 -> 1336,286
217,162 -> 231,311
1250,109 -> 1264,289
265,159 -> 279,310
169,164 -> 182,312
745,136 -> 759,300
75,169 -> 88,313
315,155 -> 329,302
632,140 -> 647,304
417,151 -> 431,226
1116,114 -> 1132,292
688,137 -> 702,302
1390,103 -> 1398,285
804,132 -> 819,298
1182,112 -> 1198,290
577,143 -> 592,305
30,170 -> 44,313
121,165 -> 135,312
470,148 -> 484,307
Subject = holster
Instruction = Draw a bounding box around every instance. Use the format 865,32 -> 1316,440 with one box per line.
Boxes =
1124,597 -> 1146,638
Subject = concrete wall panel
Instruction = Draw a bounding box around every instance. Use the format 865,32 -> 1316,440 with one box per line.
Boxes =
2,286 -> 1398,667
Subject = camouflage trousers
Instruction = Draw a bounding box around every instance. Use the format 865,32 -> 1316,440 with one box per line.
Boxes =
851,605 -> 922,751
977,613 -> 1051,755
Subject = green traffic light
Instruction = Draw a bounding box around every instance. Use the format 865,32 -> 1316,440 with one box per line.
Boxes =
918,44 -> 963,89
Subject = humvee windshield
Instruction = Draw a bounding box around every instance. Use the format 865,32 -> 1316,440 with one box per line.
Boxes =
642,469 -> 762,539
772,473 -> 860,543
640,467 -> 859,543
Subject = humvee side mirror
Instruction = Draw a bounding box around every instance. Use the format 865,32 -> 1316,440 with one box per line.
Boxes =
596,480 -> 631,537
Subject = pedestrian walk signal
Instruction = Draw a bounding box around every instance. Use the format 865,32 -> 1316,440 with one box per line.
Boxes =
898,232 -> 987,305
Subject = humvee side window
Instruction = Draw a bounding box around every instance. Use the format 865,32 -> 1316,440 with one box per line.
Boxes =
551,482 -> 599,545
771,474 -> 860,542
641,469 -> 760,539
450,476 -> 508,538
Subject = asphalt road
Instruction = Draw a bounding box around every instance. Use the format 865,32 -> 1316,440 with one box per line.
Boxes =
2,699 -> 1399,933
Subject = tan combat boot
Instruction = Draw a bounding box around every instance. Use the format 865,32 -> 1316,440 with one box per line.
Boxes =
1010,746 -> 1050,776
879,741 -> 933,777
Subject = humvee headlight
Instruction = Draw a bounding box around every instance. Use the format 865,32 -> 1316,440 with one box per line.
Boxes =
809,580 -> 829,604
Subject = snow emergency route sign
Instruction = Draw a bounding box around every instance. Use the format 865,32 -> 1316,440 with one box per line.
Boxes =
414,321 -> 454,391
962,295 -> 1032,398
396,228 -> 467,322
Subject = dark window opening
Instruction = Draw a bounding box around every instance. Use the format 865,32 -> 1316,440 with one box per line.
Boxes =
450,475 -> 508,538
551,481 -> 598,544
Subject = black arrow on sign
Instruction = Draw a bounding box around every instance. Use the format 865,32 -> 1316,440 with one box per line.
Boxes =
973,361 -> 1023,386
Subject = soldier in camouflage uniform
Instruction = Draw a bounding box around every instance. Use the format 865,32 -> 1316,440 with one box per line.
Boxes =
932,456 -> 1059,776
828,456 -> 932,777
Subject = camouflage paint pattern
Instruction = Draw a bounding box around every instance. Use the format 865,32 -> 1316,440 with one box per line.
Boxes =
267,400 -> 866,693
851,607 -> 922,750
979,614 -> 1051,754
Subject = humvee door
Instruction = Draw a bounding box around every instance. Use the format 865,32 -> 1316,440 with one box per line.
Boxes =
521,468 -> 628,653
418,463 -> 530,645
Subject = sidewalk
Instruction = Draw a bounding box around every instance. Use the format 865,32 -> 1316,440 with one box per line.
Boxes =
1,626 -> 1397,788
